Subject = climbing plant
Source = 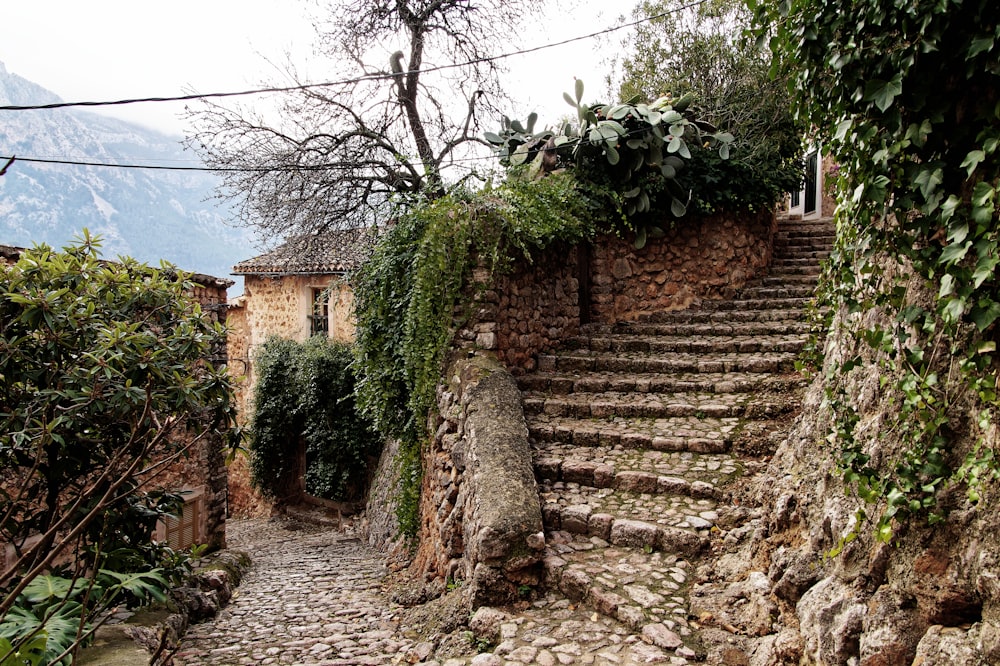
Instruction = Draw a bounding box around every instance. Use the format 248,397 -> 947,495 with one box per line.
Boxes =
754,0 -> 1000,541
352,173 -> 594,535
249,337 -> 378,502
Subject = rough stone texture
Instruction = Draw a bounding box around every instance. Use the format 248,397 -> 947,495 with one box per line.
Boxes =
728,252 -> 1000,664
455,211 -> 775,375
412,355 -> 544,606
589,209 -> 775,323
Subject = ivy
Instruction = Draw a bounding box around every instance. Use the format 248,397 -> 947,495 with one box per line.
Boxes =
352,174 -> 593,536
249,337 -> 378,502
756,0 -> 1000,541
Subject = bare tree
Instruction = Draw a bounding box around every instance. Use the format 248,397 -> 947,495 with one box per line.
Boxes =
187,0 -> 528,238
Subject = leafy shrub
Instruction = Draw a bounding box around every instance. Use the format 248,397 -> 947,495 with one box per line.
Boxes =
249,337 -> 378,502
0,232 -> 236,663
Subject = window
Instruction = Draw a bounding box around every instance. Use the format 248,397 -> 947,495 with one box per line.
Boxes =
156,489 -> 205,550
309,288 -> 329,337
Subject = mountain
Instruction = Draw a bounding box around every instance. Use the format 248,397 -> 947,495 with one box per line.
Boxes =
0,62 -> 254,292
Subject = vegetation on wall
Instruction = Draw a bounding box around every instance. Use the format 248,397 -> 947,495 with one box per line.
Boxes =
0,234 -> 237,664
755,0 -> 1000,542
352,173 -> 594,535
485,80 -> 736,246
249,336 -> 378,503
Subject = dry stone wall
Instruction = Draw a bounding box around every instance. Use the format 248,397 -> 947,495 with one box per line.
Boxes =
456,210 -> 775,374
589,209 -> 776,323
410,355 -> 545,606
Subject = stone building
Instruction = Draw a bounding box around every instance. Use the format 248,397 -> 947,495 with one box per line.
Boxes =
226,228 -> 376,414
224,229 -> 376,516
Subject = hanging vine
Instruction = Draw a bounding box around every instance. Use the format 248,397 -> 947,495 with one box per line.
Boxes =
755,0 -> 1000,543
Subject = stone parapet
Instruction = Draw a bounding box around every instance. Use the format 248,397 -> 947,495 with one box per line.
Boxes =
412,355 -> 544,606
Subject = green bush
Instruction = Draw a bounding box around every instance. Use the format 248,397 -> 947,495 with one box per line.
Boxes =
0,232 -> 237,663
249,337 -> 379,502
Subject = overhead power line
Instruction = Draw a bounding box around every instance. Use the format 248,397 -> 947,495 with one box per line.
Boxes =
0,0 -> 710,113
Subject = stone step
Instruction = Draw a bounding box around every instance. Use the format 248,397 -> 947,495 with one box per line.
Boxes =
767,264 -> 823,276
522,389 -> 799,420
603,320 -> 811,337
564,332 -> 808,355
698,296 -> 813,312
540,488 -> 718,545
774,236 -> 834,250
536,350 -> 800,375
737,285 -> 816,299
533,443 -> 741,498
641,308 -> 808,324
757,274 -> 822,286
771,257 -> 827,267
772,249 -> 831,260
775,229 -> 835,240
543,532 -> 701,638
517,370 -> 807,396
527,414 -> 791,454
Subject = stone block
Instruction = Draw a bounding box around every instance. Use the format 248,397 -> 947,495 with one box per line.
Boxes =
609,519 -> 659,549
614,471 -> 659,494
561,460 -> 596,486
562,504 -> 593,534
642,623 -> 683,650
559,568 -> 591,601
588,513 -> 614,540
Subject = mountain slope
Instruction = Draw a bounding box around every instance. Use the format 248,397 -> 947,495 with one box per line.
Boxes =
0,61 -> 253,288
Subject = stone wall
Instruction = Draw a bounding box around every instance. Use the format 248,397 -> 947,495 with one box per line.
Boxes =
457,244 -> 584,374
588,209 -> 776,323
456,210 -> 775,374
411,355 -> 545,606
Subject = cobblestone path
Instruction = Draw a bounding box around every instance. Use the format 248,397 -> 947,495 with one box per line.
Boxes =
173,519 -> 700,665
173,215 -> 833,665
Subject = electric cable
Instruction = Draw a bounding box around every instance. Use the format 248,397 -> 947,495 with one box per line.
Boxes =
0,0 -> 709,113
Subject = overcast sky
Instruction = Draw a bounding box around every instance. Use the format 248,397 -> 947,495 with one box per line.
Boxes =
1,0 -> 630,138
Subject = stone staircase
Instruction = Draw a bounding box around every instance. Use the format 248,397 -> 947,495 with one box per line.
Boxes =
516,215 -> 835,653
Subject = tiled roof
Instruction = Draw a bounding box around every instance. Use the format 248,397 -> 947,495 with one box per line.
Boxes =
0,243 -> 232,287
232,228 -> 377,276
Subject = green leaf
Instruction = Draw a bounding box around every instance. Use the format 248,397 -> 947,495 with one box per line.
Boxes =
939,240 -> 971,265
574,78 -> 584,104
483,131 -> 503,145
670,197 -> 687,217
968,36 -> 994,58
719,143 -> 730,159
563,92 -> 577,108
634,227 -> 647,249
864,76 -> 903,112
961,150 -> 986,177
971,301 -> 1000,332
